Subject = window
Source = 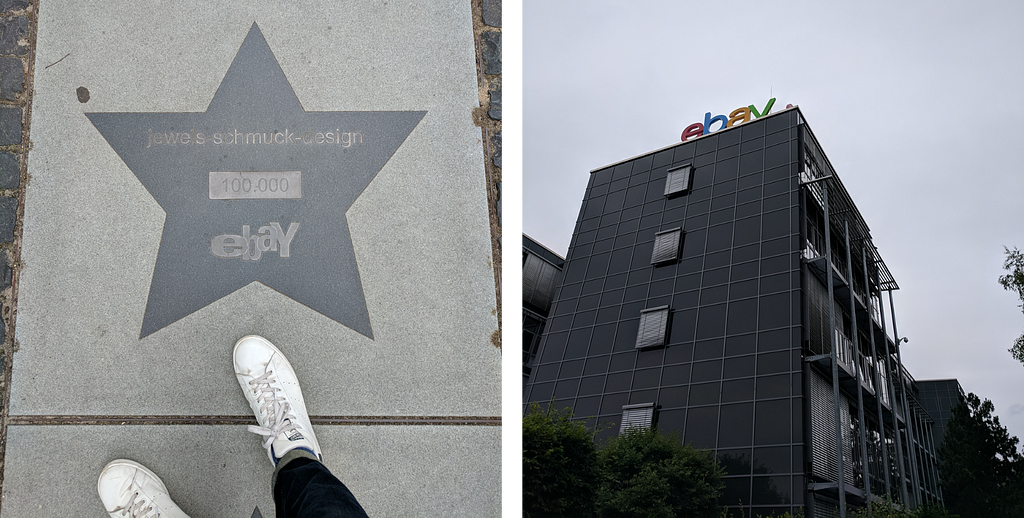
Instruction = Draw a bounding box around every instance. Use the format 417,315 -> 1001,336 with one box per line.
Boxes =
636,306 -> 670,349
620,402 -> 655,433
650,228 -> 682,265
664,164 -> 693,196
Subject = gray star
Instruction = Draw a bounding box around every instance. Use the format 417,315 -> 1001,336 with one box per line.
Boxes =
87,23 -> 425,338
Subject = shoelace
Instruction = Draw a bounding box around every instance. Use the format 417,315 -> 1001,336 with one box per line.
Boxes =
118,490 -> 158,518
246,370 -> 302,461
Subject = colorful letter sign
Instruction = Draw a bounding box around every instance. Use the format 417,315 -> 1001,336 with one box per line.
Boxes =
681,98 -> 791,141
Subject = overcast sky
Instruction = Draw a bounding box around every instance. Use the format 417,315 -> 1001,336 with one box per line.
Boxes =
522,1 -> 1024,446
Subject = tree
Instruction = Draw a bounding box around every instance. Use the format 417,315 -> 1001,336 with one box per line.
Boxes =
522,403 -> 599,517
937,392 -> 1024,518
998,246 -> 1024,365
596,427 -> 724,518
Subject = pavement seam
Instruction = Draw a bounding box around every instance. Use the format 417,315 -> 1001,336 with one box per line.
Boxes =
8,415 -> 502,426
471,0 -> 502,351
0,0 -> 37,511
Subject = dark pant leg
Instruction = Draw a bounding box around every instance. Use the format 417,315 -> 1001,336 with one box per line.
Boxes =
274,457 -> 369,518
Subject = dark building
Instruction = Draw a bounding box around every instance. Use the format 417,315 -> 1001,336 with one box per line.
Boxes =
916,379 -> 965,453
523,106 -> 943,516
523,234 -> 565,383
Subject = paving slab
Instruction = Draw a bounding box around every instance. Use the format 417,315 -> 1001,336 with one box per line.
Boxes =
1,424 -> 501,517
13,0 -> 498,415
4,0 -> 499,516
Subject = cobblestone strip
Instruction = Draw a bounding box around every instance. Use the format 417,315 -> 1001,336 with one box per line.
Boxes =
0,0 -> 34,502
472,0 -> 502,350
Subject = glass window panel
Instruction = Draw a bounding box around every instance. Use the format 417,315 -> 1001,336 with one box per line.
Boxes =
724,355 -> 755,378
563,328 -> 592,359
703,266 -> 731,287
639,213 -> 662,230
761,207 -> 791,239
665,342 -> 694,364
693,338 -> 725,360
758,293 -> 790,329
689,382 -> 721,405
660,385 -> 689,408
604,372 -> 632,393
730,279 -> 758,300
754,400 -> 791,445
584,195 -> 607,219
576,294 -> 601,312
588,323 -> 617,355
756,351 -> 790,375
754,446 -> 791,474
559,359 -> 584,378
607,248 -> 633,275
600,289 -> 624,307
730,262 -> 758,283
706,223 -> 733,252
662,206 -> 686,225
581,278 -> 605,296
675,274 -> 702,294
612,319 -> 640,352
704,250 -> 732,269
700,285 -> 728,305
759,272 -> 789,295
696,304 -> 727,339
722,378 -> 754,403
693,150 -> 716,167
722,477 -> 751,507
632,368 -> 662,390
739,149 -> 764,174
756,374 -> 790,399
684,212 -> 710,232
554,379 -> 580,399
595,306 -> 620,325
726,334 -> 756,356
571,310 -> 596,329
727,298 -> 758,334
662,364 -> 690,386
719,449 -> 752,476
685,406 -> 719,448
530,382 -> 554,401
764,142 -> 790,169
668,308 -> 697,344
583,356 -> 609,376
608,352 -> 635,372
624,184 -> 646,207
691,359 -> 723,382
649,279 -> 675,298
734,215 -> 761,246
581,374 -> 602,395
760,255 -> 789,275
709,206 -> 735,224
761,236 -> 791,258
718,403 -> 754,447
658,408 -> 686,433
757,328 -> 790,352
751,476 -> 791,505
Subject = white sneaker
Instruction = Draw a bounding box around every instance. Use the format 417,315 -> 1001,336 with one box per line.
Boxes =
97,459 -> 189,518
233,335 -> 322,465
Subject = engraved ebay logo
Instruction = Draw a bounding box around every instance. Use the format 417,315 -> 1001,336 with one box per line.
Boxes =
681,98 -> 792,141
211,222 -> 299,261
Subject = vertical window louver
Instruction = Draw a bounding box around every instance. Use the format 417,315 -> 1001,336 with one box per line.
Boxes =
664,164 -> 693,196
620,403 -> 655,434
636,306 -> 670,349
651,228 -> 682,265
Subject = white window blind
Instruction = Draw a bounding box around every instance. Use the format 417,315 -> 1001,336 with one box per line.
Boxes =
664,164 -> 693,196
651,228 -> 682,265
635,306 -> 670,349
620,403 -> 655,434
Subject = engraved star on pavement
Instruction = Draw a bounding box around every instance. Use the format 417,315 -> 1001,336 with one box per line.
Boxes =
86,23 -> 425,339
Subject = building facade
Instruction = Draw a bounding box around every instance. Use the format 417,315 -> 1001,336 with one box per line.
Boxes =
523,107 -> 942,516
523,234 -> 565,382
